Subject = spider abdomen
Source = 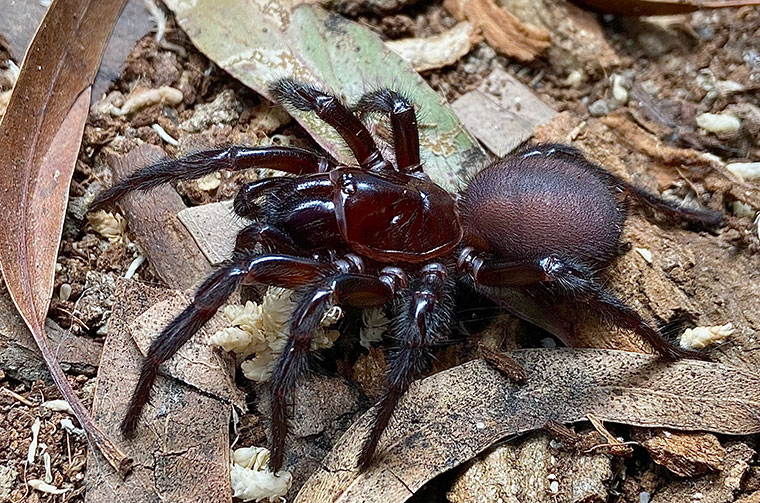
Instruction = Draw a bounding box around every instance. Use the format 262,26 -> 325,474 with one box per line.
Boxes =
461,146 -> 626,267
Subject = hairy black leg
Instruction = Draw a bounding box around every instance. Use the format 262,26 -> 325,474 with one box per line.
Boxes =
461,248 -> 703,361
269,263 -> 404,471
356,89 -> 421,172
91,146 -> 333,210
233,177 -> 291,218
532,143 -> 723,228
234,222 -> 299,255
358,263 -> 453,471
270,79 -> 390,171
121,254 -> 336,436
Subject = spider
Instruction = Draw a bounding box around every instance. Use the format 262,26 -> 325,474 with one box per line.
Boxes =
90,79 -> 722,472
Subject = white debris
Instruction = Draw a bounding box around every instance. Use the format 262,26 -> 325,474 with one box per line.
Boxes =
611,74 -> 628,103
87,210 -> 127,244
60,418 -> 85,437
28,479 -> 70,495
210,287 -> 342,382
731,201 -> 755,218
549,480 -> 559,494
27,418 -> 41,465
634,247 -> 653,264
680,323 -> 735,349
386,22 -> 479,72
726,162 -> 760,182
640,492 -> 651,503
151,123 -> 179,146
42,399 -> 74,415
360,307 -> 390,348
124,254 -> 146,280
695,112 -> 741,134
230,447 -> 292,502
43,452 -> 52,483
197,172 -> 222,191
565,70 -> 584,88
107,86 -> 183,116
58,283 -> 72,302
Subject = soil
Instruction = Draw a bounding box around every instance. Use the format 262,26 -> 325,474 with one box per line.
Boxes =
1,1 -> 759,502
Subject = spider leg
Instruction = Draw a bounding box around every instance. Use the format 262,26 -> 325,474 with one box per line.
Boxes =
235,222 -> 299,255
460,249 -> 704,361
358,263 -> 453,471
270,79 -> 391,172
121,253 -> 335,436
91,146 -> 333,210
356,89 -> 421,173
270,264 -> 405,471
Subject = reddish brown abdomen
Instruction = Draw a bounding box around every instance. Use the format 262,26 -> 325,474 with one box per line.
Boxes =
461,153 -> 625,267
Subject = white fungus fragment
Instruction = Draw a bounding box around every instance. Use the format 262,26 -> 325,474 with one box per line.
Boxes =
42,399 -> 74,415
87,210 -> 127,243
695,112 -> 741,134
726,162 -> 760,182
230,446 -> 292,502
28,479 -> 70,495
27,418 -> 41,465
124,254 -> 146,280
680,323 -> 735,349
210,287 -> 342,382
634,247 -> 653,264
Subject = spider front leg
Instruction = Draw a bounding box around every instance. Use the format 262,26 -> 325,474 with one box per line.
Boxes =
269,261 -> 406,471
460,249 -> 703,361
270,79 -> 391,172
356,89 -> 421,172
91,146 -> 334,210
358,263 -> 454,471
121,253 -> 335,436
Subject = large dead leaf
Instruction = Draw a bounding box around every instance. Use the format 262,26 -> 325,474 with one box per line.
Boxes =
161,0 -> 487,192
0,0 -> 129,472
296,349 -> 760,503
85,280 -> 233,502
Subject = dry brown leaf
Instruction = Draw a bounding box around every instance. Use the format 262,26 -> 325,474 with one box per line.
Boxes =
572,0 -> 760,16
631,429 -> 725,477
296,349 -> 760,503
444,0 -> 550,61
0,0 -> 129,473
85,280 -> 233,502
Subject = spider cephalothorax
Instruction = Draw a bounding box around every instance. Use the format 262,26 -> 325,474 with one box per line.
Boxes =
91,80 -> 722,471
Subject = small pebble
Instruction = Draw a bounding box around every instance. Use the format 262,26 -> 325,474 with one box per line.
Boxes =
640,492 -> 651,503
731,201 -> 755,218
58,283 -> 72,302
565,70 -> 584,88
611,74 -> 628,103
696,112 -> 741,133
589,99 -> 610,117
549,480 -> 559,494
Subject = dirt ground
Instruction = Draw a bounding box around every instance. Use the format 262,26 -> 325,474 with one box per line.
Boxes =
1,1 -> 760,502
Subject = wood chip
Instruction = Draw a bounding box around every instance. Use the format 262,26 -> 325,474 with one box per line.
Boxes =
443,0 -> 550,61
385,22 -> 482,72
177,200 -> 246,265
451,67 -> 556,157
631,429 -> 725,477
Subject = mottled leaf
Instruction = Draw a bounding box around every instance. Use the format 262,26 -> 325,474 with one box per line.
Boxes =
161,0 -> 487,191
0,0 -> 130,473
296,349 -> 760,503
